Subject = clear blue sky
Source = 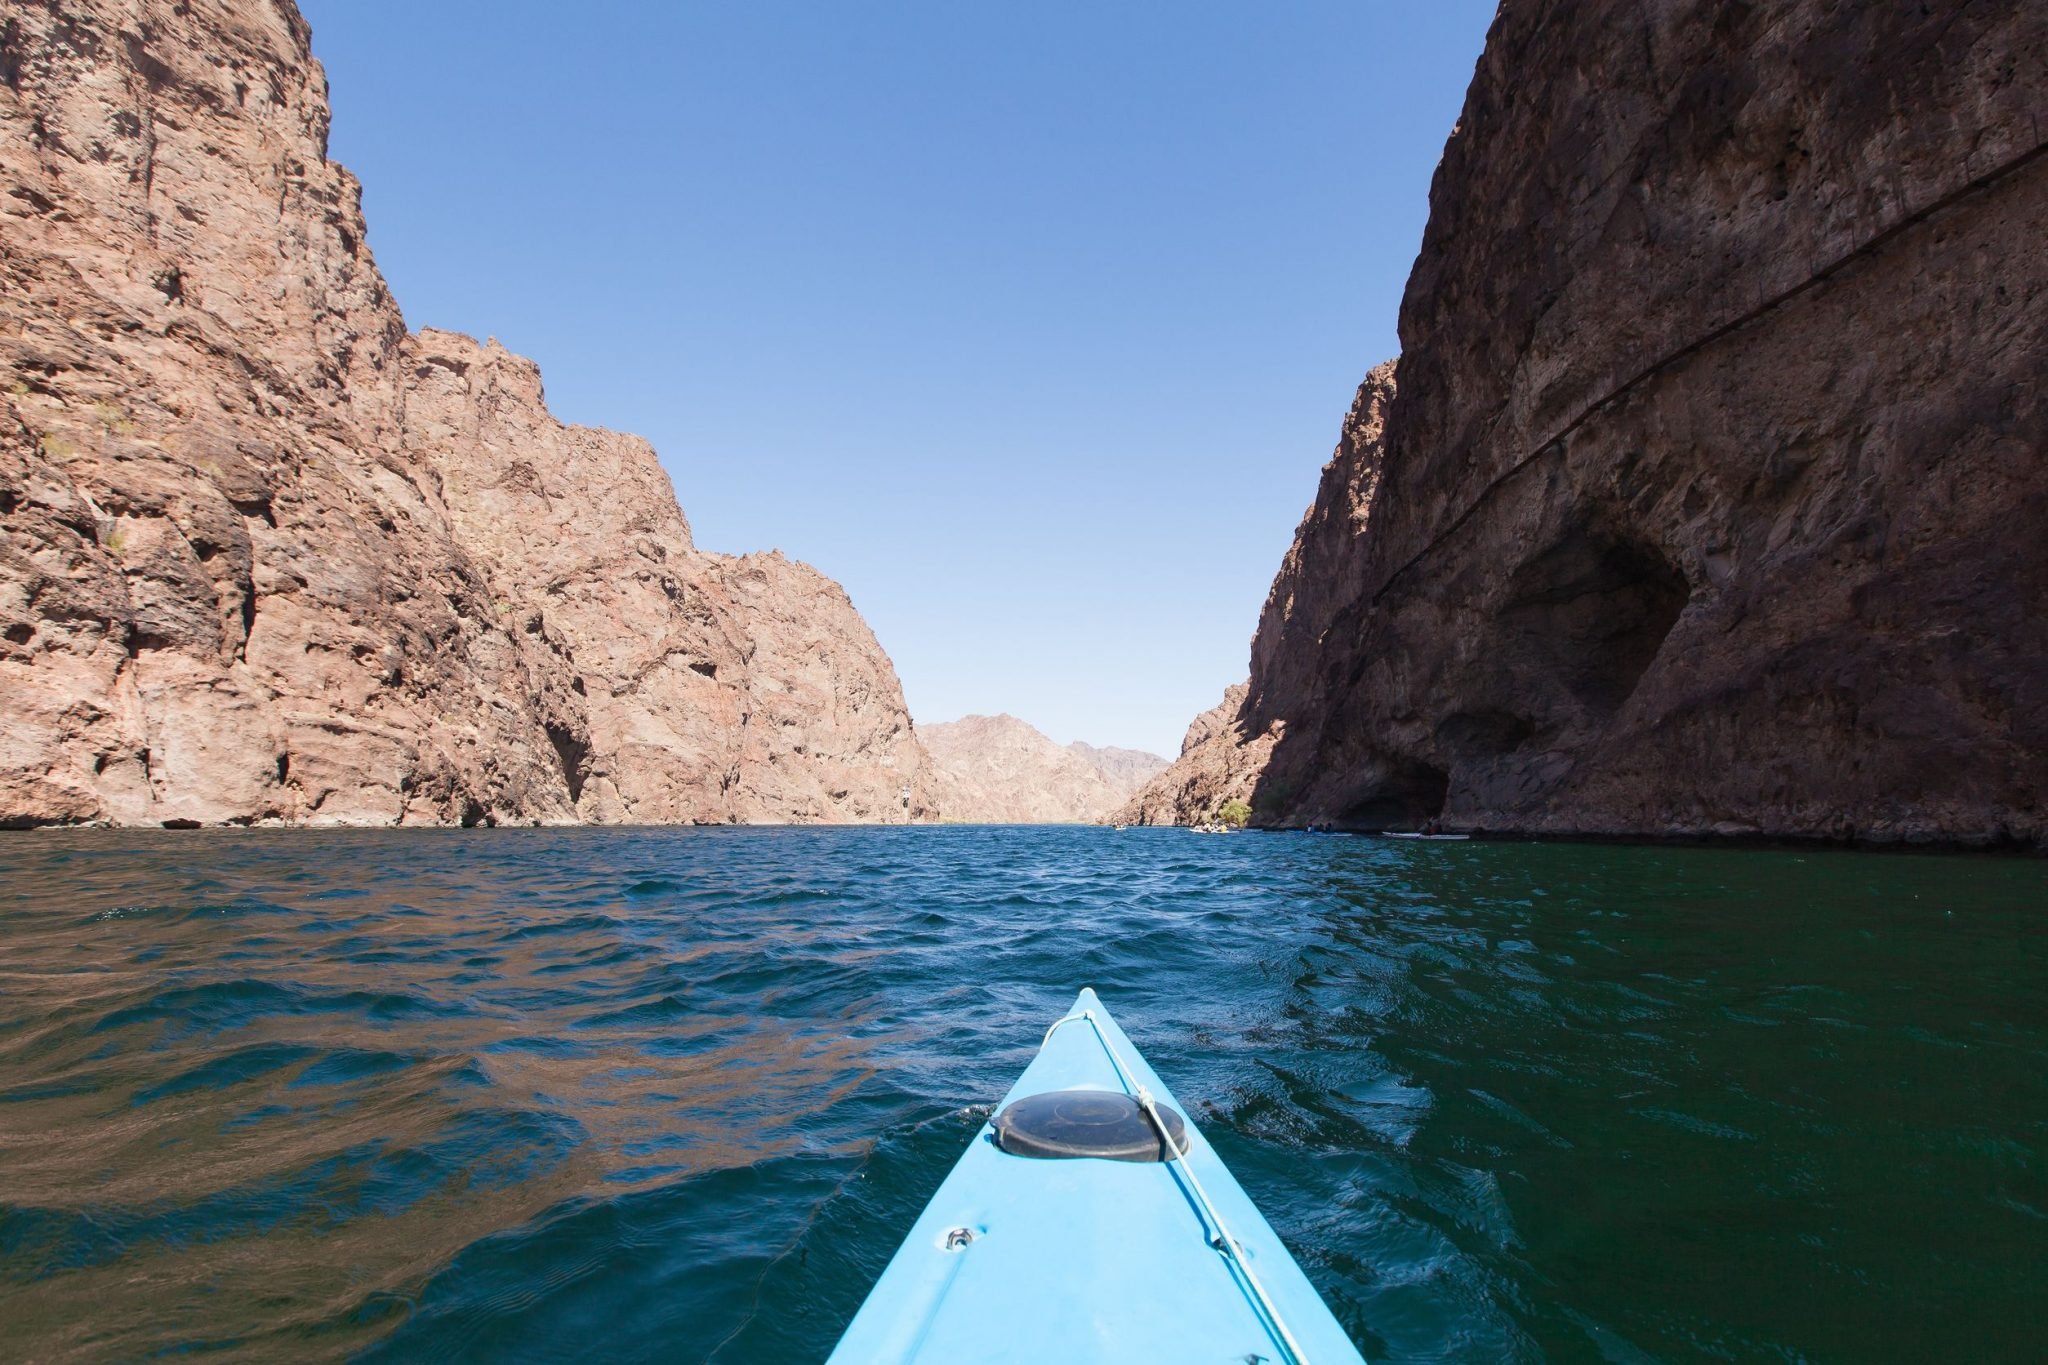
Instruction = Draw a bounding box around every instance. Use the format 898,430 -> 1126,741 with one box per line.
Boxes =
299,0 -> 1494,757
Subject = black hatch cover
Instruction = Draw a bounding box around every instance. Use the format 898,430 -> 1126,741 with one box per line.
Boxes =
991,1088 -> 1189,1162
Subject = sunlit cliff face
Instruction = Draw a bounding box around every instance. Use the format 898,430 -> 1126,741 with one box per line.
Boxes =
0,0 -> 935,829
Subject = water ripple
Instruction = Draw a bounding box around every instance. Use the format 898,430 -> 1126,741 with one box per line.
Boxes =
0,828 -> 2041,1361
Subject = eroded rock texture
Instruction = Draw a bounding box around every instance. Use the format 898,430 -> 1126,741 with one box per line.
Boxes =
1158,1 -> 2047,844
0,0 -> 933,826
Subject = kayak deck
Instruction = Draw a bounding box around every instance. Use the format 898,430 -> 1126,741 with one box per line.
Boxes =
828,988 -> 1364,1363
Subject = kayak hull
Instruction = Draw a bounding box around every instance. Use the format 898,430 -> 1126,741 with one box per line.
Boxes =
828,989 -> 1365,1364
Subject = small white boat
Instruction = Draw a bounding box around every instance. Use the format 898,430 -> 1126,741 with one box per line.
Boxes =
1381,831 -> 1470,841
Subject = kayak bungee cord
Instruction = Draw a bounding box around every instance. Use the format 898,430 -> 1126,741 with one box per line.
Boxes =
1041,1009 -> 1314,1365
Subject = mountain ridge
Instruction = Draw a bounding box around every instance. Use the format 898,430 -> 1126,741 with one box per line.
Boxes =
923,714 -> 1164,823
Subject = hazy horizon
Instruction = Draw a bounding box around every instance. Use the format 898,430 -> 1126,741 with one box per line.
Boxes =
300,0 -> 1495,755
917,710 -> 1170,759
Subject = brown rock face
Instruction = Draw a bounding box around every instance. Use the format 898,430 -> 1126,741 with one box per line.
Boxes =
1123,364 -> 1396,826
922,714 -> 1162,823
1166,1 -> 2047,844
0,0 -> 933,826
1116,683 -> 1275,827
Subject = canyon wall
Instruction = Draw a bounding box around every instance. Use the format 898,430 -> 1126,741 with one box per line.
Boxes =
0,0 -> 934,826
1146,0 -> 2046,844
1121,364 -> 1396,827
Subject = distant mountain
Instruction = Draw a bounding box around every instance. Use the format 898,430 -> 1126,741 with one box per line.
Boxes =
1066,741 -> 1171,794
921,716 -> 1167,823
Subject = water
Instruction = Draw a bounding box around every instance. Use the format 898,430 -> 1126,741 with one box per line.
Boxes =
0,828 -> 2040,1362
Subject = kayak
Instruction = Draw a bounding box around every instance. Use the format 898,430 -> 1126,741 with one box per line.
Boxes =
1381,831 -> 1469,841
828,989 -> 1365,1364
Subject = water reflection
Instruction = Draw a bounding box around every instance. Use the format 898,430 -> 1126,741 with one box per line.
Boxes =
0,828 -> 2041,1362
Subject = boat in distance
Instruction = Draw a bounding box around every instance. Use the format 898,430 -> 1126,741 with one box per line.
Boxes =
828,988 -> 1365,1363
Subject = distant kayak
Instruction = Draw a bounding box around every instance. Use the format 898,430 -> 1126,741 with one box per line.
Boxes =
828,988 -> 1365,1364
1382,831 -> 1470,841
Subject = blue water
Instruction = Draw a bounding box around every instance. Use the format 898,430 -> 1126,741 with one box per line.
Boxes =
0,827 -> 2041,1361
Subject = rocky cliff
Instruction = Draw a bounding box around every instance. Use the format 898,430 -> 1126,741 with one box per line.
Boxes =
1149,0 -> 2046,844
0,0 -> 934,826
1120,363 -> 1399,827
923,714 -> 1163,823
1116,683 -> 1271,827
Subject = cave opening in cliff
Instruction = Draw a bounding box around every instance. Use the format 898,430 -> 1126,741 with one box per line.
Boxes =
1337,759 -> 1450,830
1495,525 -> 1690,720
545,721 -> 590,804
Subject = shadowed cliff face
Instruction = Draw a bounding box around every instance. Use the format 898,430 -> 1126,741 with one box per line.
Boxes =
1119,365 -> 1396,828
1148,0 -> 2046,844
0,0 -> 934,826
